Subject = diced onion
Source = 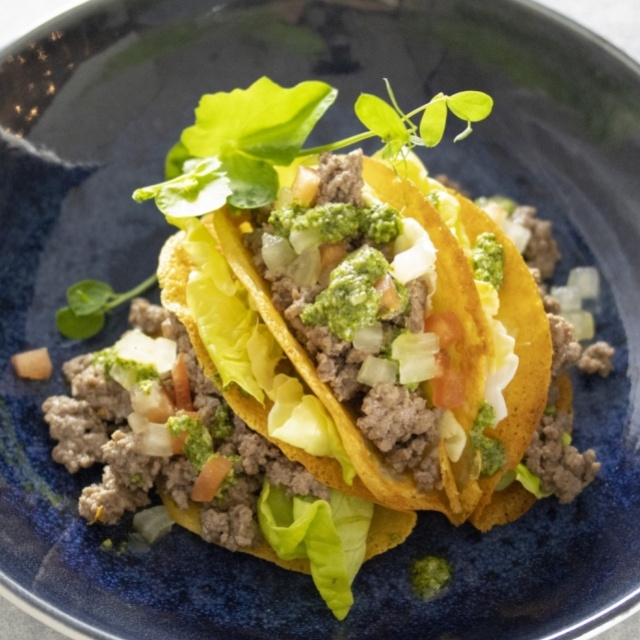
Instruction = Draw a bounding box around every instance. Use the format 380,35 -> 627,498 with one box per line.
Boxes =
357,355 -> 398,386
394,218 -> 427,254
431,190 -> 461,227
261,233 -> 297,273
398,354 -> 437,385
133,505 -> 174,544
391,331 -> 440,361
352,323 -> 384,354
550,285 -> 581,312
114,330 -> 177,375
439,410 -> 467,463
11,347 -> 52,380
567,267 -> 600,300
391,238 -> 437,284
290,228 -> 323,255
127,411 -> 150,433
480,201 -> 508,225
286,246 -> 321,287
561,309 -> 595,341
139,423 -> 173,457
130,381 -> 175,423
500,218 -> 531,255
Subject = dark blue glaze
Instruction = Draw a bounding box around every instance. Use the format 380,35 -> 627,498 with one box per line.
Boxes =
1,1 -> 639,638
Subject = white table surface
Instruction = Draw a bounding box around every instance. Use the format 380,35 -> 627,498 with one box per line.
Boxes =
1,0 -> 640,638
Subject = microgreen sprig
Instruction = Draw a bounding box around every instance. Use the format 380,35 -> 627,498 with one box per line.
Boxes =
56,273 -> 158,340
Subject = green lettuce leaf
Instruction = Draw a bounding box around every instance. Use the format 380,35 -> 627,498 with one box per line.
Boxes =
182,218 -> 282,402
258,481 -> 373,620
267,374 -> 356,485
515,463 -> 553,499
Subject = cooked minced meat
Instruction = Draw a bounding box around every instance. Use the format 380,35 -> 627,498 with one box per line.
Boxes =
316,149 -> 364,207
156,458 -> 198,510
63,355 -> 132,423
357,383 -> 442,492
265,458 -> 330,501
511,205 -> 561,279
523,410 -> 600,503
42,396 -> 110,473
200,503 -> 259,551
577,341 -> 615,377
404,278 -> 429,333
129,297 -> 170,336
548,313 -> 582,376
101,429 -> 165,493
529,267 -> 561,313
79,465 -> 151,525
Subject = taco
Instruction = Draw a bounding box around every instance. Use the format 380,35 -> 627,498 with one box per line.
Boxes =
42,298 -> 417,620
157,149 -> 503,522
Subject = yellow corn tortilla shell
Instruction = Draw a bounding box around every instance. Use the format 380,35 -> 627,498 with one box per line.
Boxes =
470,375 -> 572,531
445,194 -> 553,526
208,157 -> 491,520
161,493 -> 418,574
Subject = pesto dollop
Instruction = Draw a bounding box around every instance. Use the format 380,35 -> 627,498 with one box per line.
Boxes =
167,414 -> 213,473
93,348 -> 159,385
300,245 -> 404,341
470,402 -> 506,477
411,556 -> 452,601
472,232 -> 504,290
268,201 -> 402,247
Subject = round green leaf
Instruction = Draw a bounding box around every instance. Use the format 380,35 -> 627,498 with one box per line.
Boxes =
419,98 -> 448,147
223,155 -> 279,209
446,91 -> 493,122
354,93 -> 409,142
67,280 -> 113,315
56,307 -> 105,340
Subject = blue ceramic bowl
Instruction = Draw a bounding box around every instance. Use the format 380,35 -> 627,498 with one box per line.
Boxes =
1,1 -> 640,638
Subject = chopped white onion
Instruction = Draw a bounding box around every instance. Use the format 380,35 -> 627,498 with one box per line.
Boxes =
286,246 -> 322,287
130,380 -> 174,422
439,410 -> 467,463
561,309 -> 595,341
500,218 -> 532,255
139,423 -> 173,458
398,354 -> 437,385
391,237 -> 437,284
357,355 -> 398,386
394,217 -> 427,254
480,201 -> 508,225
127,411 -> 150,434
567,267 -> 600,300
391,331 -> 440,361
352,323 -> 384,353
113,330 -> 177,376
133,505 -> 174,544
550,285 -> 581,312
261,233 -> 297,273
290,229 -> 323,255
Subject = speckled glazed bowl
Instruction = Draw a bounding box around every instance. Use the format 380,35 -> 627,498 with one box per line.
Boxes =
1,1 -> 640,638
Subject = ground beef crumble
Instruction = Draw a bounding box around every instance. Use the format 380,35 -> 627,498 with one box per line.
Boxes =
524,410 -> 601,503
512,205 -> 561,279
577,341 -> 615,377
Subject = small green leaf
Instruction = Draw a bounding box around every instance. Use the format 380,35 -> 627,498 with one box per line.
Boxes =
446,91 -> 493,122
354,93 -> 409,143
182,77 -> 337,165
222,155 -> 279,209
133,158 -> 231,218
165,140 -> 192,179
419,98 -> 448,147
67,280 -> 114,315
56,307 -> 105,340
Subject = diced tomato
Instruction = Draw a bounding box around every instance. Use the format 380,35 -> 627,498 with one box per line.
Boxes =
171,430 -> 188,455
432,351 -> 465,409
191,456 -> 234,503
375,274 -> 402,314
171,352 -> 193,412
423,311 -> 464,349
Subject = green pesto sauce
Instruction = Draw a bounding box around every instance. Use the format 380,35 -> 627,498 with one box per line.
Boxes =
268,202 -> 402,246
300,245 -> 402,341
93,348 -> 159,384
210,403 -> 234,441
167,415 -> 213,473
470,402 -> 506,477
472,232 -> 504,290
411,556 -> 452,601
